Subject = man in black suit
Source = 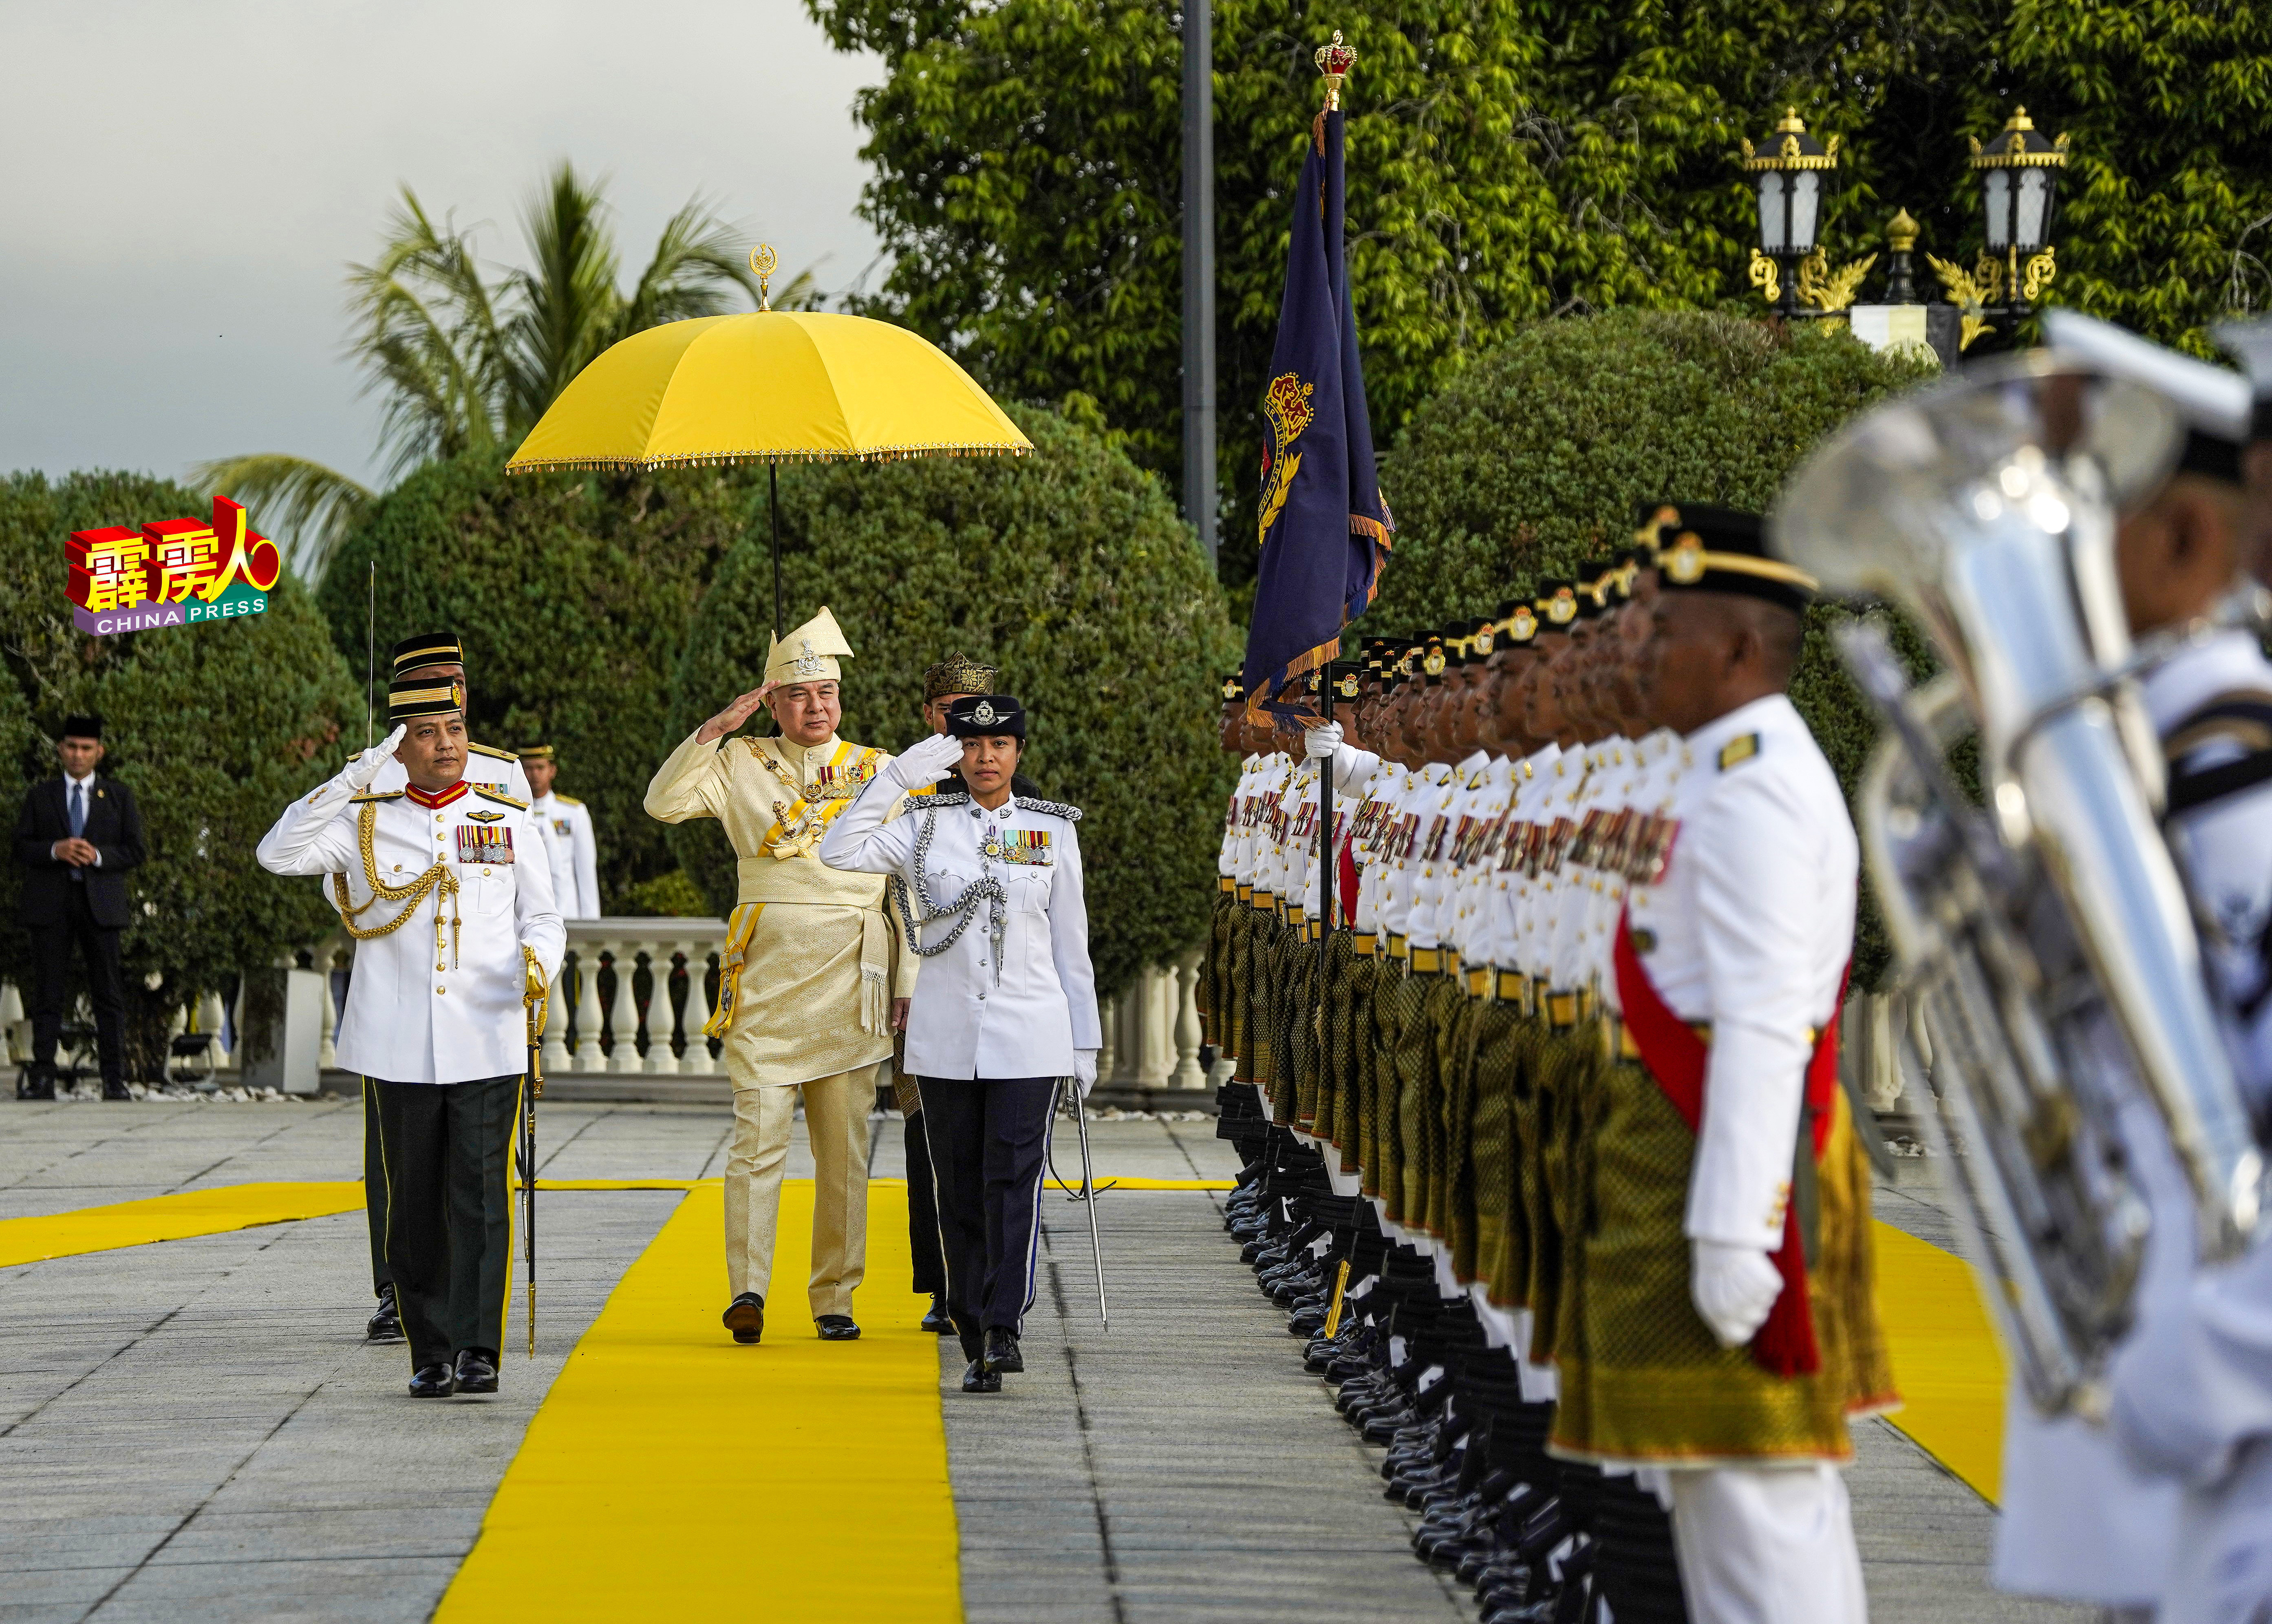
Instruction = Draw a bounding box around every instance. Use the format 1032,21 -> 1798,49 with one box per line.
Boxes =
14,715 -> 144,1100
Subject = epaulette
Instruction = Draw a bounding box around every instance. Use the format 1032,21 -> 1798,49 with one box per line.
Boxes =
350,790 -> 405,803
554,793 -> 583,807
1014,794 -> 1083,823
467,742 -> 517,761
1717,734 -> 1760,772
924,791 -> 972,809
473,786 -> 528,810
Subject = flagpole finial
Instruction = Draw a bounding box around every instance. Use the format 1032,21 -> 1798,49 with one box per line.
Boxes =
1315,31 -> 1356,111
749,243 -> 778,311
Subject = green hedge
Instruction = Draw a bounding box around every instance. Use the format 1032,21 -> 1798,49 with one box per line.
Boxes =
1380,311 -> 1937,988
316,451 -> 760,908
0,470 -> 364,1075
670,405 -> 1240,999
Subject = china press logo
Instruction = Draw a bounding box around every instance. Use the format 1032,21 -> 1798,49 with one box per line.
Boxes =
67,495 -> 282,635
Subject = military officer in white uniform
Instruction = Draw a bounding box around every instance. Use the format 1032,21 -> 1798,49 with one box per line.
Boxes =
821,693 -> 1101,1394
258,673 -> 564,1398
519,745 -> 600,920
354,631 -> 532,1343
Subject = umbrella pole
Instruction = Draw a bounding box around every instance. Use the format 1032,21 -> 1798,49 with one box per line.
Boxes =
770,461 -> 783,638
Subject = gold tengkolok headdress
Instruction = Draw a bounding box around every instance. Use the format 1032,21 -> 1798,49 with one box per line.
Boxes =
764,606 -> 856,686
924,651 -> 999,703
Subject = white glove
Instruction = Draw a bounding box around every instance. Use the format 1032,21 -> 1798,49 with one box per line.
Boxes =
1690,1238 -> 1785,1348
1071,1049 -> 1099,1100
887,730 -> 964,790
1304,722 -> 1343,760
343,724 -> 408,792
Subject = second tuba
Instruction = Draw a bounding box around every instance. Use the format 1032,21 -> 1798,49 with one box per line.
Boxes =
1772,353 -> 2263,1417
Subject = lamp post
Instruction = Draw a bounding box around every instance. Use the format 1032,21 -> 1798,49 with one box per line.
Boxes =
1928,107 -> 2069,352
1743,109 -> 1837,318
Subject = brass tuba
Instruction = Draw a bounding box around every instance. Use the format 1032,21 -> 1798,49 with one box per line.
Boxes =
1773,353 -> 2264,1418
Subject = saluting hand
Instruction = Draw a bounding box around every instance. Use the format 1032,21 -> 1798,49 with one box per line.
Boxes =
698,682 -> 778,745
344,724 -> 408,792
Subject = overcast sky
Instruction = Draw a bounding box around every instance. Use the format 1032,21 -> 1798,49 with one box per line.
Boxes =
1,0 -> 884,493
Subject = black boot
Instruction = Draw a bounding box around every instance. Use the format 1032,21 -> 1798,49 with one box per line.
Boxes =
921,1295 -> 954,1333
983,1326 -> 1023,1374
19,1065 -> 55,1102
722,1292 -> 765,1345
453,1348 -> 500,1395
366,1284 -> 404,1344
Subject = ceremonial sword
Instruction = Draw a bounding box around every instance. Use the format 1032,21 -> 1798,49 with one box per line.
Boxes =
521,949 -> 549,1359
1050,1077 -> 1110,1331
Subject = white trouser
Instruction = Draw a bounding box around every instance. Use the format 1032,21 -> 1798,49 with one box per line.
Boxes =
2162,1436 -> 2272,1624
1668,1464 -> 1866,1624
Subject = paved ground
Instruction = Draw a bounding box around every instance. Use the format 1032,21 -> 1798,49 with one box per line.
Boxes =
0,1094 -> 2077,1620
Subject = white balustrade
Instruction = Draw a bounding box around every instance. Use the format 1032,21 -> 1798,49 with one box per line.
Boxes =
540,963 -> 571,1077
1170,950 -> 1205,1087
570,946 -> 603,1071
641,938 -> 673,1074
680,948 -> 715,1075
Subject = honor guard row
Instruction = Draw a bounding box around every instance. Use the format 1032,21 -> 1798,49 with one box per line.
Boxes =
1197,507 -> 1889,1622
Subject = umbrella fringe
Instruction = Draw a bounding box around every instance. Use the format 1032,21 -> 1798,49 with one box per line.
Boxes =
506,444 -> 1034,476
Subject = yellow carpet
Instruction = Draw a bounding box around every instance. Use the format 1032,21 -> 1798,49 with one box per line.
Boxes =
0,1181 -> 366,1268
1872,1218 -> 2007,1503
437,1178 -> 962,1622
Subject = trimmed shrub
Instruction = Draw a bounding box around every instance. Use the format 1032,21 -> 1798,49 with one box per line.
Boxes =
1381,312 -> 1938,987
0,471 -> 363,1075
671,405 -> 1240,998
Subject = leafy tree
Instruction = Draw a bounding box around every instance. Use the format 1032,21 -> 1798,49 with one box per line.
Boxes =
0,471 -> 363,1075
670,405 -> 1240,998
197,162 -> 784,576
2003,1 -> 2272,353
1379,310 -> 1936,986
315,450 -> 761,908
807,0 -> 2022,595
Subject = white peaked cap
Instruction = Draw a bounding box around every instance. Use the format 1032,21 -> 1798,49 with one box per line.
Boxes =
765,605 -> 856,686
2044,308 -> 2249,447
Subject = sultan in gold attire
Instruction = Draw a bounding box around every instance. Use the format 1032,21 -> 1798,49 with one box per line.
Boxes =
644,607 -> 917,1345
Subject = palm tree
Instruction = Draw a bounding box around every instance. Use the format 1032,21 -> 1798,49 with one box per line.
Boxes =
198,161 -> 816,577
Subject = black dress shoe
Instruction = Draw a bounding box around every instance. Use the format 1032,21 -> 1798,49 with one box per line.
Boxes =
19,1068 -> 55,1102
722,1292 -> 765,1345
921,1295 -> 954,1333
101,1081 -> 132,1101
961,1359 -> 1002,1394
408,1362 -> 455,1398
453,1348 -> 499,1394
366,1284 -> 404,1344
815,1314 -> 861,1341
982,1326 -> 1023,1374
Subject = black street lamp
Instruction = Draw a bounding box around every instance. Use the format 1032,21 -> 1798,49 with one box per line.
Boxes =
1743,109 -> 1839,319
1929,107 -> 2069,351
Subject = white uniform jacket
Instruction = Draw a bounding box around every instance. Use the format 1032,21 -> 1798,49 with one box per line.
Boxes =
1623,694 -> 1857,1249
821,785 -> 1102,1081
530,790 -> 601,919
257,772 -> 565,1085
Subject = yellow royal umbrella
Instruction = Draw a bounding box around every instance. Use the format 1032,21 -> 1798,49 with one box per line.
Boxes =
507,245 -> 1031,633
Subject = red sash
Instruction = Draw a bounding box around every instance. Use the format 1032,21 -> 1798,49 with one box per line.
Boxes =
1611,906 -> 1847,1378
1337,827 -> 1359,927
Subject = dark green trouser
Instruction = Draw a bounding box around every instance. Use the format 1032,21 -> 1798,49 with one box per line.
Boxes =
372,1074 -> 521,1370
365,1081 -> 391,1294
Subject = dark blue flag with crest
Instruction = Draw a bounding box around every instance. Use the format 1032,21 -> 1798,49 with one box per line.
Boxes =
1242,56 -> 1394,719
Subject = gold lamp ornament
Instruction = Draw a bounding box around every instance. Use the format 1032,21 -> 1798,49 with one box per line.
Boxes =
1738,110 -> 1872,319
1926,106 -> 2070,351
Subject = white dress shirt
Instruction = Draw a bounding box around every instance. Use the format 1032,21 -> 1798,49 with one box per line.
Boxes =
821,783 -> 1101,1080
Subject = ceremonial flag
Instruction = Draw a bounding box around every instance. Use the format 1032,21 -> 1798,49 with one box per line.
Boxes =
1242,88 -> 1394,719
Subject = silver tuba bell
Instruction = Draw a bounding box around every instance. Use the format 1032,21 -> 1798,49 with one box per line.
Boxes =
1772,353 -> 2264,1418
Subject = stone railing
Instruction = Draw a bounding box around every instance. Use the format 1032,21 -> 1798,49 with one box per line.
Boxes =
2,918 -> 1217,1103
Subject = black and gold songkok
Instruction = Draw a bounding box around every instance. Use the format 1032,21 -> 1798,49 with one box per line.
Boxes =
390,672 -> 466,723
517,744 -> 556,762
1220,671 -> 1247,704
1655,505 -> 1818,613
390,631 -> 462,677
1537,578 -> 1580,630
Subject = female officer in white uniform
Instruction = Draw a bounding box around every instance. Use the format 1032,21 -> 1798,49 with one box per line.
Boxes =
821,693 -> 1101,1393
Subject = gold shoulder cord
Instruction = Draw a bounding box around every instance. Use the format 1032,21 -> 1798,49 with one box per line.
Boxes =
330,803 -> 462,966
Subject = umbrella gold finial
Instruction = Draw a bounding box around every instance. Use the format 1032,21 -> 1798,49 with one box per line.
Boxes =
1315,31 -> 1356,111
749,244 -> 779,312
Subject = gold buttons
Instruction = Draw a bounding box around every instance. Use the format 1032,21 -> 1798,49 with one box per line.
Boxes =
437,986 -> 447,995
